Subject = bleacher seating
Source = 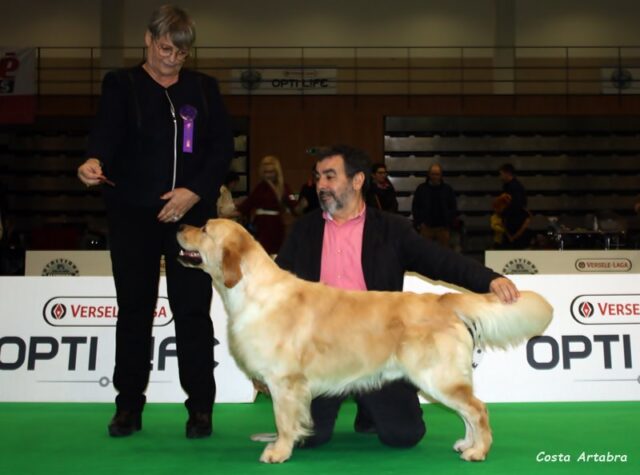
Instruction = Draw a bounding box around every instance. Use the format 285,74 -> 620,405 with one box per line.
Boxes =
0,117 -> 250,253
384,117 -> 640,258
0,118 -> 102,250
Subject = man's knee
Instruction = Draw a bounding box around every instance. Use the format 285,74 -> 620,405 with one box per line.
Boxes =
298,427 -> 333,449
377,421 -> 426,448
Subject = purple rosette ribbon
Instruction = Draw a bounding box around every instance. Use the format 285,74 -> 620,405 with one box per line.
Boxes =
179,105 -> 198,153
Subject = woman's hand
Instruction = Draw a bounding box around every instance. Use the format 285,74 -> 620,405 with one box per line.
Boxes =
77,158 -> 107,186
158,188 -> 200,223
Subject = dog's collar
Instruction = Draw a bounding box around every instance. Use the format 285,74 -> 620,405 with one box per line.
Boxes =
462,320 -> 484,369
463,319 -> 479,343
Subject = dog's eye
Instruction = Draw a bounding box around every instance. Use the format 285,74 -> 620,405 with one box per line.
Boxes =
201,226 -> 206,233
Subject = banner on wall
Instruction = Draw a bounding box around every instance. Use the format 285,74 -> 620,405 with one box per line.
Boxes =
601,67 -> 640,94
230,67 -> 337,95
0,48 -> 37,123
1,274 -> 638,403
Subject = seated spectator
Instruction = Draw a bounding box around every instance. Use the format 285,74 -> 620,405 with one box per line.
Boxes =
367,162 -> 398,213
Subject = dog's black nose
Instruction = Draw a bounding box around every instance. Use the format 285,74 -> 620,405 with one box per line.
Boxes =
178,224 -> 187,232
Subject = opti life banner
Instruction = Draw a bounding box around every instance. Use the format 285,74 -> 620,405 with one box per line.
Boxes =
0,48 -> 36,123
1,275 -> 638,403
0,277 -> 254,403
230,68 -> 337,95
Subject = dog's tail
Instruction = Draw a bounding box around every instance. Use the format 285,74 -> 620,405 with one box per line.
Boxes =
452,291 -> 553,350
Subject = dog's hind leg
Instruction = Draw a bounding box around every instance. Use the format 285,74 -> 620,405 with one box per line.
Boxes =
404,354 -> 492,462
410,372 -> 492,461
259,374 -> 312,463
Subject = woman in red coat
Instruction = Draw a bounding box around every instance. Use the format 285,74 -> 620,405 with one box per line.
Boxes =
239,155 -> 296,255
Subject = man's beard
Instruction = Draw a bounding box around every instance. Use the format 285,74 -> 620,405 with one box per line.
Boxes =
318,189 -> 344,215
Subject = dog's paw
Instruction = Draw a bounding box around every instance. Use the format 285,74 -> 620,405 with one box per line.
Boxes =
259,442 -> 292,464
460,447 -> 487,462
453,438 -> 473,453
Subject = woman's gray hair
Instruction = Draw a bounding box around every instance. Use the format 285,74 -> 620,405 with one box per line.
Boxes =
147,5 -> 196,50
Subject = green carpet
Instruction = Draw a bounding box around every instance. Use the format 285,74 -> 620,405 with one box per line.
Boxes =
1,396 -> 638,475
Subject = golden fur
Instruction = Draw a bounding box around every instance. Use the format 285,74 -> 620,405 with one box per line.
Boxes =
177,219 -> 553,463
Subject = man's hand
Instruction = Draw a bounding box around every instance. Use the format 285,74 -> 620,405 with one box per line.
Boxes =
158,187 -> 200,223
490,276 -> 520,304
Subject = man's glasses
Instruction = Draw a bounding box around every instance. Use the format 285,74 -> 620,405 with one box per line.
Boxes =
153,39 -> 189,61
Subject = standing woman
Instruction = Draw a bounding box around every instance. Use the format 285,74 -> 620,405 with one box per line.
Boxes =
239,155 -> 296,255
77,5 -> 234,439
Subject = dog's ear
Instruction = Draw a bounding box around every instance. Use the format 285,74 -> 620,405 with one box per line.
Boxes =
222,246 -> 243,288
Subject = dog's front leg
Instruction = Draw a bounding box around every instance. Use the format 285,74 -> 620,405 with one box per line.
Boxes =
259,374 -> 312,464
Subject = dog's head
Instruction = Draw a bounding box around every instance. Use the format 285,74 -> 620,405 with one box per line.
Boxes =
177,219 -> 252,289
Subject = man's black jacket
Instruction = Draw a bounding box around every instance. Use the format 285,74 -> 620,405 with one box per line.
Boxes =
276,207 -> 500,293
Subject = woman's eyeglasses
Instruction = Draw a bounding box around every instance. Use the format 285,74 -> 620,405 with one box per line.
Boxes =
153,39 -> 189,61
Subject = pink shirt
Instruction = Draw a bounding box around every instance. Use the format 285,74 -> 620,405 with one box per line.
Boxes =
320,206 -> 367,291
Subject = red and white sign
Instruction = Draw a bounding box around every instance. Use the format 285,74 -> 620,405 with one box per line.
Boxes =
571,294 -> 640,325
0,48 -> 36,123
42,296 -> 173,327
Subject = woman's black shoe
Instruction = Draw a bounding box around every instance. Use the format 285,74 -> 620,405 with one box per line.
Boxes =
186,412 -> 212,439
108,410 -> 142,437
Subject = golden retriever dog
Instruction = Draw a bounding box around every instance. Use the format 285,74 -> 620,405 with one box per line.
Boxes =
177,219 -> 553,464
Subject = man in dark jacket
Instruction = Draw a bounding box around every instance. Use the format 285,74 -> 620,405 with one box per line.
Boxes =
499,163 -> 531,249
411,163 -> 458,248
499,163 -> 527,211
276,145 -> 519,449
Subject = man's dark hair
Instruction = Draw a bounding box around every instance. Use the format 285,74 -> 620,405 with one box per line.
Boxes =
316,145 -> 371,195
499,163 -> 516,176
